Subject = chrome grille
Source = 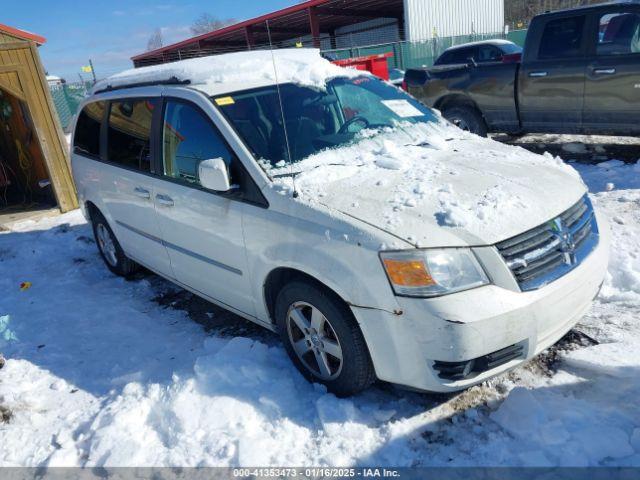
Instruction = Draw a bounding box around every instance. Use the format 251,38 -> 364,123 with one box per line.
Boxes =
496,195 -> 599,291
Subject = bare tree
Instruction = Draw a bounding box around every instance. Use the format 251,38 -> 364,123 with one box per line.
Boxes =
190,13 -> 236,36
147,28 -> 163,51
505,0 -> 602,29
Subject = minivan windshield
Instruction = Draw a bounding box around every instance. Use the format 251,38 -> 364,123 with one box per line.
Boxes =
214,76 -> 438,167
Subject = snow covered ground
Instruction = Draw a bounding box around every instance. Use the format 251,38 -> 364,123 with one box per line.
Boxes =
1,156 -> 639,467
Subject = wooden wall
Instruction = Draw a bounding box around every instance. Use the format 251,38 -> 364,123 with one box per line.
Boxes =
0,34 -> 77,212
0,32 -> 19,44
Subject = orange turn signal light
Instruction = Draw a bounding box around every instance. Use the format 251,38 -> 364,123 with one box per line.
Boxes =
383,259 -> 436,287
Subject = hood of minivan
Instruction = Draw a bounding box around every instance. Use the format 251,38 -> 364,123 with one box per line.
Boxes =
272,122 -> 586,247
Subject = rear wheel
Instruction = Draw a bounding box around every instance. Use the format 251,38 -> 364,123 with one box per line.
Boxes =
275,281 -> 375,397
443,105 -> 488,137
91,210 -> 139,277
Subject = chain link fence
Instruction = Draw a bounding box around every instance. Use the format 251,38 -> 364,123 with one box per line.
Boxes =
323,29 -> 527,71
49,81 -> 92,133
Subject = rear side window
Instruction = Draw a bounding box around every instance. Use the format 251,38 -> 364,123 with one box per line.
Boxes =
107,100 -> 154,172
162,101 -> 235,186
597,12 -> 640,55
538,16 -> 586,59
74,101 -> 105,157
438,47 -> 475,65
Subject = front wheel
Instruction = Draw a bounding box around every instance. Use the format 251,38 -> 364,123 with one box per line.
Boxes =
275,281 -> 375,397
91,210 -> 139,277
443,105 -> 488,137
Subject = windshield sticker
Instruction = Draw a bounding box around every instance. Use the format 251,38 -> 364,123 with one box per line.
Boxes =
381,100 -> 424,118
215,96 -> 235,106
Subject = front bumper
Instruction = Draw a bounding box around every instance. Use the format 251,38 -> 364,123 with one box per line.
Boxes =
352,211 -> 610,393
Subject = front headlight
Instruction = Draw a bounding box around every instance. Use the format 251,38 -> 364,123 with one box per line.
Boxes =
380,248 -> 490,298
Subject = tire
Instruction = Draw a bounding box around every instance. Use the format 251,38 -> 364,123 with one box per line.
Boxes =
443,105 -> 488,137
91,210 -> 139,277
275,280 -> 375,397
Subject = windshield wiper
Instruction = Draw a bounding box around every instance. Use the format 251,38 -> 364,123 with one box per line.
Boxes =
272,171 -> 302,179
405,138 -> 456,148
271,162 -> 365,179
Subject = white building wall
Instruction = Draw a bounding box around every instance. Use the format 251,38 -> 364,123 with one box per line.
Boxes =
334,18 -> 401,49
404,0 -> 505,41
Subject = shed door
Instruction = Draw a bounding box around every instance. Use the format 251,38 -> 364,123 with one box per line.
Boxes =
0,42 -> 77,211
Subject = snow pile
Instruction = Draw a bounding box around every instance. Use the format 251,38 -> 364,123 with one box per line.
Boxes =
595,190 -> 640,304
572,160 -> 640,304
95,49 -> 363,93
270,121 -> 583,244
572,159 -> 640,193
490,382 -> 637,466
487,338 -> 640,466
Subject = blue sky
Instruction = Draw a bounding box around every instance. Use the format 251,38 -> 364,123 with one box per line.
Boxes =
4,1 -> 294,81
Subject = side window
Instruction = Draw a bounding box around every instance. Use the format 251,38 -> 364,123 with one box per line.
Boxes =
478,45 -> 502,62
74,101 -> 105,157
462,47 -> 477,63
597,12 -> 640,55
163,101 -> 235,186
538,16 -> 586,59
107,100 -> 154,172
447,48 -> 475,64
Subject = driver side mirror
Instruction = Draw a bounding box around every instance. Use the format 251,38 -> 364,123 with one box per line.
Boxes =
198,157 -> 232,192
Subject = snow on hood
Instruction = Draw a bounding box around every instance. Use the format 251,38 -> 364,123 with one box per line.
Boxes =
94,49 -> 363,94
269,122 -> 586,247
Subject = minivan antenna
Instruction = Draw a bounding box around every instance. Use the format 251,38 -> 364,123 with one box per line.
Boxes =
265,19 -> 298,198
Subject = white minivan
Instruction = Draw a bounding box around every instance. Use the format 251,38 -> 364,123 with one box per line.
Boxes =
71,50 -> 609,396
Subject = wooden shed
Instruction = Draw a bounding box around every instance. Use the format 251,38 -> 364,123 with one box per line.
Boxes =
0,23 -> 77,213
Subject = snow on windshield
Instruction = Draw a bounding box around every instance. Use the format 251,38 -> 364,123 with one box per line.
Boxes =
94,49 -> 364,93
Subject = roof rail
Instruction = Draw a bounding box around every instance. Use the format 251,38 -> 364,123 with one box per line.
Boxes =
93,76 -> 191,95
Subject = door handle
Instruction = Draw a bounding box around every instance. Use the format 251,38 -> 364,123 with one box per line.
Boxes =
156,194 -> 174,207
593,68 -> 616,75
133,187 -> 150,199
529,71 -> 548,78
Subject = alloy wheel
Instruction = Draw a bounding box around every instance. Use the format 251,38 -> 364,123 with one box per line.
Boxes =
286,301 -> 344,380
96,223 -> 118,267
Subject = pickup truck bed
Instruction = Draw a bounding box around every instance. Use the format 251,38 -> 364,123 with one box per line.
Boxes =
407,62 -> 521,135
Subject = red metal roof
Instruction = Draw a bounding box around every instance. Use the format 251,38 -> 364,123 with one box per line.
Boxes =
132,0 -> 403,65
0,23 -> 46,45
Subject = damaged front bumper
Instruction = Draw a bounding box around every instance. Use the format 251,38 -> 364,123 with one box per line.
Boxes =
351,211 -> 610,393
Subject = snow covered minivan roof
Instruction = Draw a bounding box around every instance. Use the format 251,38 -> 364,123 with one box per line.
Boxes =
92,48 -> 364,97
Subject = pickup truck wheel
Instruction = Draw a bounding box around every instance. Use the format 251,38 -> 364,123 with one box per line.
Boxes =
275,281 -> 375,397
443,106 -> 488,137
91,211 -> 140,277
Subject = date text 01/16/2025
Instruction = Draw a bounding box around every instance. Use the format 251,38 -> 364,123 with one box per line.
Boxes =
232,468 -> 401,478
